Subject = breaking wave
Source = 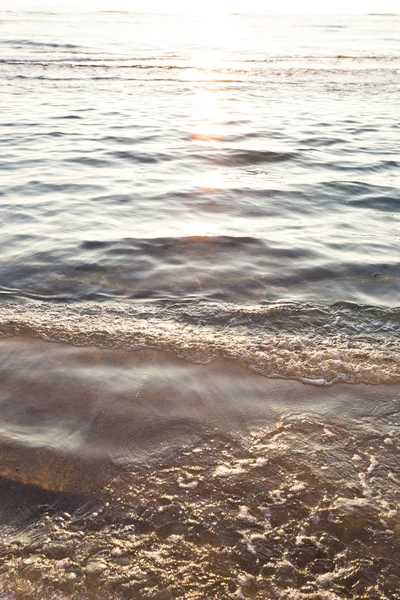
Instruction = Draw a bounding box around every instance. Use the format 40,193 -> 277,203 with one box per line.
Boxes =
0,300 -> 399,386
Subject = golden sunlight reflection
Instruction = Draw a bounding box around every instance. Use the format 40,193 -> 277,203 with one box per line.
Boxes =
178,220 -> 219,238
180,104 -> 226,238
196,170 -> 224,191
190,88 -> 226,191
191,93 -> 225,150
180,11 -> 235,240
186,40 -> 231,238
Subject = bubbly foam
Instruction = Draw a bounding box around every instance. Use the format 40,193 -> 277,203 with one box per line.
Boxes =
0,300 -> 399,385
0,414 -> 398,600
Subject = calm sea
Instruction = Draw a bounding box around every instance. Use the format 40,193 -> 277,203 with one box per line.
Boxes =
0,9 -> 399,599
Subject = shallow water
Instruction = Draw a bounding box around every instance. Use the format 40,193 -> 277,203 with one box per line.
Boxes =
0,339 -> 399,599
0,8 -> 399,599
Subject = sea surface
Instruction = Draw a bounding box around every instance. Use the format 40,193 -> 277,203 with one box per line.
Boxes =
0,9 -> 399,599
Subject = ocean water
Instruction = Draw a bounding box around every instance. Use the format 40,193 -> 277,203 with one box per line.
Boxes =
0,9 -> 399,599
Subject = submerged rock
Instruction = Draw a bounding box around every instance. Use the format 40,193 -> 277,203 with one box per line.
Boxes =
85,561 -> 107,579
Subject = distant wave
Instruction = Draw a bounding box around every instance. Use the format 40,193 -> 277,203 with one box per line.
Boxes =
1,55 -> 399,66
243,55 -> 400,62
192,148 -> 295,166
0,39 -> 81,50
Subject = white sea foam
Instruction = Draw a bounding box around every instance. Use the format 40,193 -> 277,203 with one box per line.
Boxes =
213,464 -> 245,477
0,300 -> 399,386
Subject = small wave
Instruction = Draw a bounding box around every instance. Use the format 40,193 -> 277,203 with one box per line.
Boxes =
97,9 -> 131,13
0,300 -> 399,386
78,236 -> 267,262
1,75 -> 243,84
243,55 -> 400,62
2,56 -> 399,70
5,180 -> 103,195
107,150 -> 163,164
101,134 -> 160,145
0,60 -> 194,69
66,156 -> 112,167
194,148 -> 295,167
325,159 -> 400,174
0,39 -> 81,50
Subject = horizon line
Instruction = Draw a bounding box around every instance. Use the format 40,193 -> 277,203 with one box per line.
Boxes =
1,8 -> 399,15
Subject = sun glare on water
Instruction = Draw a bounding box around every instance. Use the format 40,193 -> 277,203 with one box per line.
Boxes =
7,0 -> 400,14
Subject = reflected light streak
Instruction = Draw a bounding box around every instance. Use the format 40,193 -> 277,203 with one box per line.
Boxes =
177,220 -> 220,238
196,171 -> 224,191
183,11 -> 234,239
191,89 -> 225,150
183,87 -> 226,238
190,88 -> 225,191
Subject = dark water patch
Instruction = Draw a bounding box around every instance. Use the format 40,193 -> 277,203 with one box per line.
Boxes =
323,159 -> 400,174
80,235 -> 264,251
88,193 -> 133,205
41,131 -> 65,138
81,240 -> 110,250
66,156 -> 112,167
321,181 -> 400,211
316,25 -> 346,30
322,180 -> 396,195
0,39 -> 81,50
347,194 -> 400,212
74,262 -> 107,273
0,228 -> 398,306
101,235 -> 265,256
278,260 -> 398,288
0,158 -> 44,171
52,114 -> 83,120
216,119 -> 251,126
301,136 -> 346,147
101,134 -> 160,145
108,150 -> 164,164
348,126 -> 380,133
194,148 -> 295,167
5,180 -> 104,196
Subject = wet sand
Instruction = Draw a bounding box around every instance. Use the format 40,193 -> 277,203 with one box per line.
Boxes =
0,338 -> 398,599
